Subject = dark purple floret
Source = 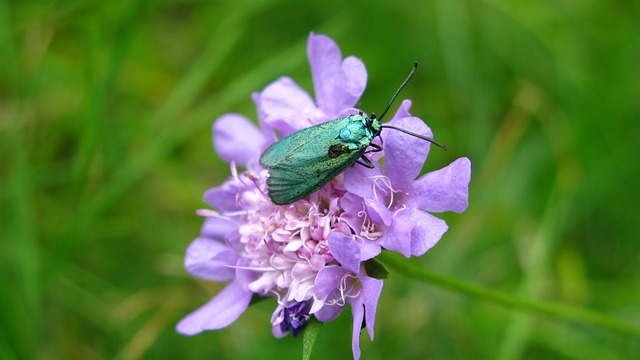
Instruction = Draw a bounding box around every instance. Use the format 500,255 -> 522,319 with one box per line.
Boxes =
273,301 -> 312,337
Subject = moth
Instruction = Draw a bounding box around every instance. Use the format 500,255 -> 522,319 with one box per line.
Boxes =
260,63 -> 446,205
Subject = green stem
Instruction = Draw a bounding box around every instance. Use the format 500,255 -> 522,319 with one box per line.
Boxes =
377,251 -> 640,337
302,318 -> 322,360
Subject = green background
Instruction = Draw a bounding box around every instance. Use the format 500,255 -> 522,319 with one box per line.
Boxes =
1,0 -> 638,359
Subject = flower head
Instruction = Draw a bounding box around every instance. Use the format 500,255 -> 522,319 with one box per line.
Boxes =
177,33 -> 471,359
342,104 -> 471,258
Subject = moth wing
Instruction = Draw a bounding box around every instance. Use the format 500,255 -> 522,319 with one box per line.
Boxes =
266,148 -> 363,204
260,118 -> 348,167
259,118 -> 362,204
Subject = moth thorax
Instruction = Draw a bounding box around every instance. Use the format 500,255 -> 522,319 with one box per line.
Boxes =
339,116 -> 371,144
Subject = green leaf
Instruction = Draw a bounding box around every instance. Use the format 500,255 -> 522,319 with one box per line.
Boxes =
364,258 -> 390,279
302,318 -> 323,360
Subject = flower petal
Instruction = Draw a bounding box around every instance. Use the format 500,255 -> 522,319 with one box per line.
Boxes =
336,107 -> 363,118
213,114 -> 264,167
364,196 -> 394,227
235,258 -> 265,294
335,197 -> 383,260
350,296 -> 365,360
257,77 -> 319,135
327,232 -> 361,273
176,280 -> 252,335
383,116 -> 433,187
251,91 -> 278,144
331,56 -> 367,115
361,276 -> 383,340
312,265 -> 350,322
203,179 -> 241,211
200,217 -> 238,241
390,99 -> 413,121
413,157 -> 471,213
343,161 -> 382,199
313,266 -> 347,301
410,211 -> 449,256
339,193 -> 365,235
377,211 -> 414,257
270,304 -> 288,338
184,237 -> 238,281
307,33 -> 366,117
359,240 -> 382,261
313,301 -> 346,323
308,33 -> 341,112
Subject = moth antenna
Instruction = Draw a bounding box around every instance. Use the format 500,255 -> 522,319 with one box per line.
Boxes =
377,62 -> 418,121
381,125 -> 448,150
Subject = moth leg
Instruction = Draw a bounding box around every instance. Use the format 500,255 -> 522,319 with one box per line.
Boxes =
364,142 -> 382,154
356,154 -> 374,168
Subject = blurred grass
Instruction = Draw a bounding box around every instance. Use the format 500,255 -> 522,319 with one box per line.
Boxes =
1,0 -> 639,359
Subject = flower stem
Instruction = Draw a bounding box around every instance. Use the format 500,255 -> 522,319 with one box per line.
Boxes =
377,251 -> 640,336
302,318 -> 322,360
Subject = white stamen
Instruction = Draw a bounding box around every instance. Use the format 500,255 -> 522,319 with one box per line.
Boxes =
230,161 -> 239,182
325,272 -> 361,306
392,204 -> 408,217
370,175 -> 402,209
195,209 -> 222,217
227,264 -> 279,272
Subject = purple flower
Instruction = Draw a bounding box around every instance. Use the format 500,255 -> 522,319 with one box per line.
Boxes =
176,33 -> 471,360
342,101 -> 471,258
311,233 -> 383,359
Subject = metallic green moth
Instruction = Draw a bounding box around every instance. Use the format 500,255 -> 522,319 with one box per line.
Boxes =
259,63 -> 446,205
260,113 -> 381,205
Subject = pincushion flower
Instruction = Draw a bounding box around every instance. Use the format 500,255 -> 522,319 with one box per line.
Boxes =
176,33 -> 471,359
342,102 -> 471,258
